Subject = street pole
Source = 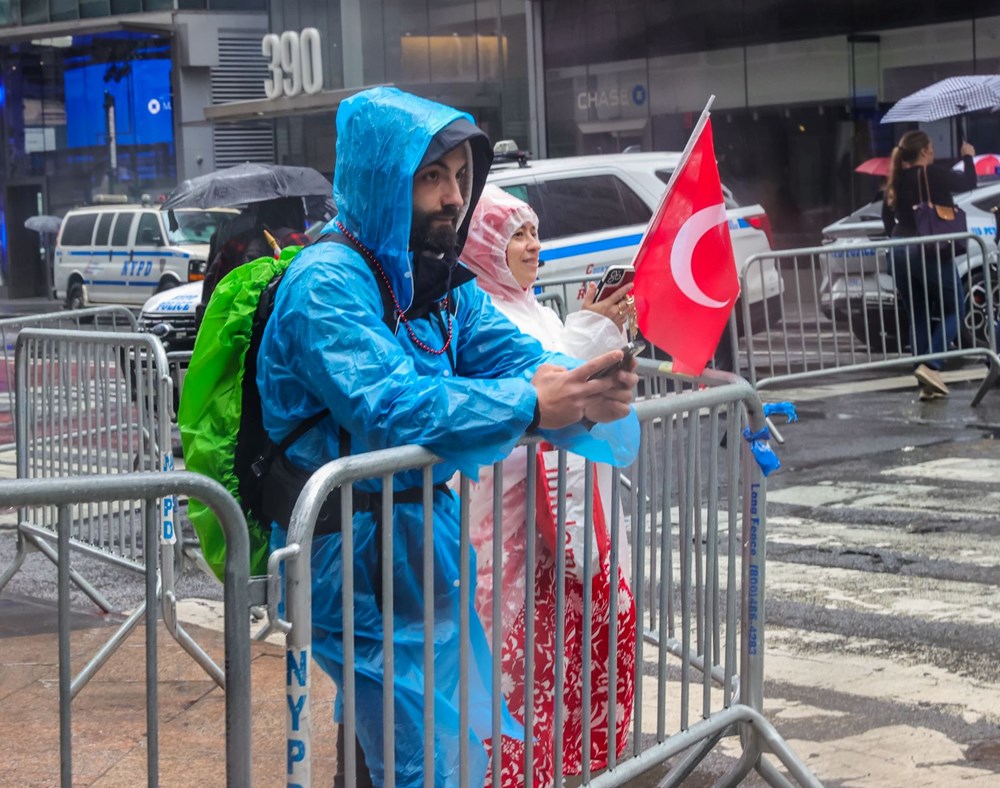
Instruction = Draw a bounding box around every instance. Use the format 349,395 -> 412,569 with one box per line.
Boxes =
104,91 -> 117,195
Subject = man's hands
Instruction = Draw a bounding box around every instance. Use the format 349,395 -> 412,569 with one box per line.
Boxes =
531,349 -> 638,430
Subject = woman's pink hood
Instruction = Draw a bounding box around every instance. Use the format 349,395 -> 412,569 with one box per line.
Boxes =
462,184 -> 540,306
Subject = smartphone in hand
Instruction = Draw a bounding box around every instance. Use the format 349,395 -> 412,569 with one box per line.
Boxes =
593,265 -> 636,303
587,340 -> 647,381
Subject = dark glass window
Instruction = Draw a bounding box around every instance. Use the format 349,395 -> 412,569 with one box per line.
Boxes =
209,0 -> 264,8
60,214 -> 98,246
94,213 -> 115,245
535,175 -> 643,239
111,214 -> 134,247
618,179 -> 652,225
972,192 -> 1000,214
135,213 -> 164,245
50,0 -> 80,21
80,0 -> 111,18
20,0 -> 49,24
498,183 -> 531,203
110,0 -> 142,11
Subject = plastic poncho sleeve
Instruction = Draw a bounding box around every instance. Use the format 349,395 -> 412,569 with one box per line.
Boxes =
454,287 -> 640,470
560,309 -> 627,361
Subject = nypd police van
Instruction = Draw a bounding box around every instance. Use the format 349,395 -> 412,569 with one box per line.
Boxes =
54,202 -> 235,309
486,150 -> 782,328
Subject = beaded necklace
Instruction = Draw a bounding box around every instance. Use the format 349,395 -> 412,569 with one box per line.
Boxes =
335,221 -> 454,356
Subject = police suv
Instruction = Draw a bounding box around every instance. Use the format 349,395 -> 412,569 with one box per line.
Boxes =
54,200 -> 235,309
485,149 -> 782,328
139,152 -> 781,351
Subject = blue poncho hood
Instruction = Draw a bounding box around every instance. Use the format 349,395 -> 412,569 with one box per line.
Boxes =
333,86 -> 493,312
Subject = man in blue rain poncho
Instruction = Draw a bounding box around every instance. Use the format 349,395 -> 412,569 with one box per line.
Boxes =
260,87 -> 640,787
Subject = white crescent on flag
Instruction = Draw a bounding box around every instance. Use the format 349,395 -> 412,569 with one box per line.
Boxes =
669,202 -> 729,309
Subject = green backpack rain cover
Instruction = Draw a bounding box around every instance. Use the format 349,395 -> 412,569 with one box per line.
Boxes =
178,245 -> 303,580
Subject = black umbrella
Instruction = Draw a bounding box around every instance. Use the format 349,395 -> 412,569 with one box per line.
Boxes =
160,162 -> 332,210
24,215 -> 62,235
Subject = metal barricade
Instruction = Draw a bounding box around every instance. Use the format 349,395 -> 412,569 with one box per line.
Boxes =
270,371 -> 821,787
534,272 -> 598,320
0,328 -> 224,689
0,306 -> 137,455
0,471 -> 252,788
739,232 -> 1000,404
166,350 -> 193,419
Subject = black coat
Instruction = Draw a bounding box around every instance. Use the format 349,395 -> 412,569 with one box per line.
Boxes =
882,155 -> 976,237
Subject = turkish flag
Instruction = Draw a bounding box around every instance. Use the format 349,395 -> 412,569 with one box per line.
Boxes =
631,118 -> 739,376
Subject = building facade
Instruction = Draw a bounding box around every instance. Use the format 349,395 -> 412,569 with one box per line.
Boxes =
203,1 -> 534,179
215,0 -> 1000,249
540,1 -> 1000,247
0,1 -> 269,297
4,1 -> 1000,295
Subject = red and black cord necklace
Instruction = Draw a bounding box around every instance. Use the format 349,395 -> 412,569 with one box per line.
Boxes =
335,221 -> 453,356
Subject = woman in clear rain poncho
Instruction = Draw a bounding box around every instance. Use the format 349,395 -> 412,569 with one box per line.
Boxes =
461,185 -> 637,786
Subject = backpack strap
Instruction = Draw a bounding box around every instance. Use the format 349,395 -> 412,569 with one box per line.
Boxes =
246,231 -> 401,530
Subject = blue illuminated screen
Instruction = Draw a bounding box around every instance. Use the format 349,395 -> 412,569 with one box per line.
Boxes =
64,59 -> 173,148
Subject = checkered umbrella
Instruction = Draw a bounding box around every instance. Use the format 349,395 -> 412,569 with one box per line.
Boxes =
880,75 -> 1000,124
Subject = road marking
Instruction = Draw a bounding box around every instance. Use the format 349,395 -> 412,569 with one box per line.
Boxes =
881,457 -> 1000,484
768,480 -> 1000,515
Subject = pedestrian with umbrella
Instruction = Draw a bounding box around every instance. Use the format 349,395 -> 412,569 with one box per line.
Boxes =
24,215 -> 62,298
160,162 -> 333,211
199,196 -> 310,317
882,130 -> 977,400
159,162 -> 333,324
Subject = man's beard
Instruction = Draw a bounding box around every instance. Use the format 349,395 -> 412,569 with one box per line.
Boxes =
410,205 -> 460,255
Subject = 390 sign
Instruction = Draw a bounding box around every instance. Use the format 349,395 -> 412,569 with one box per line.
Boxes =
262,28 -> 323,99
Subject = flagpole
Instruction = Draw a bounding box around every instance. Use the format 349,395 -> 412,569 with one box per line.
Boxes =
633,95 -> 716,269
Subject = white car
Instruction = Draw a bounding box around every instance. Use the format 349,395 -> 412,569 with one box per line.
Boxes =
820,182 -> 1000,346
55,203 -> 236,309
142,154 -> 782,355
486,151 -> 782,334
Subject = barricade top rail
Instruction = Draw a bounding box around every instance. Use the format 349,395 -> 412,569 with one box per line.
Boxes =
16,326 -> 170,370
0,470 -> 242,534
535,271 -> 601,287
286,376 -> 763,549
0,305 -> 138,330
744,230 -> 991,262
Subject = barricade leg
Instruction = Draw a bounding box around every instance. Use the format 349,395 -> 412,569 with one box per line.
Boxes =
17,527 -> 114,612
70,602 -> 146,698
0,529 -> 30,593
